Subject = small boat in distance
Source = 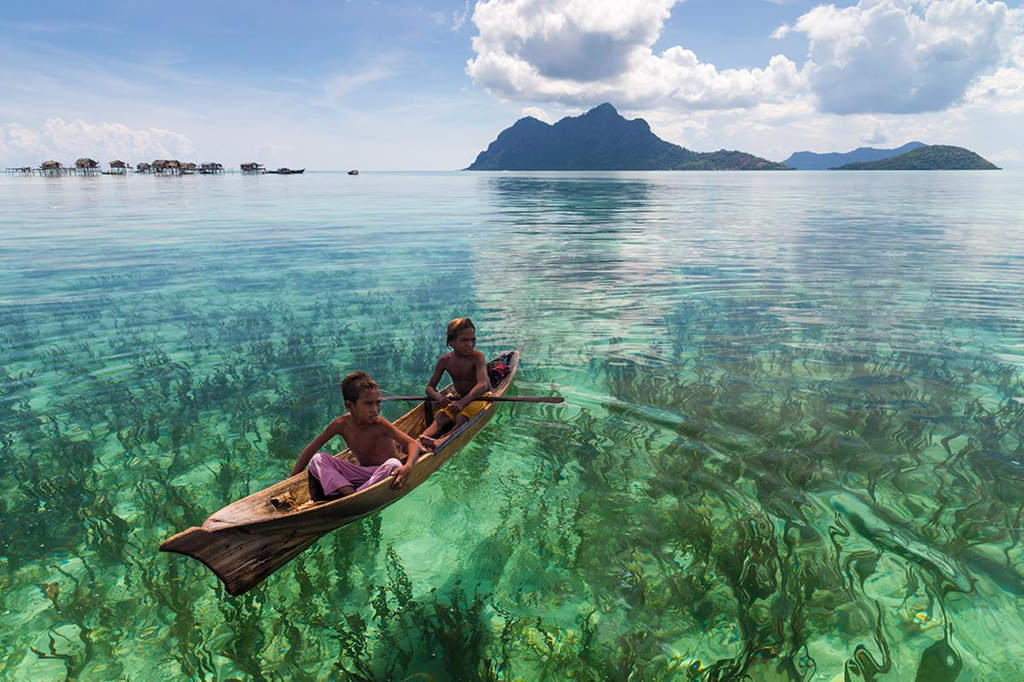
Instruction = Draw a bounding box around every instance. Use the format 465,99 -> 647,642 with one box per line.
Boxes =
265,167 -> 305,174
160,350 -> 519,595
348,169 -> 359,175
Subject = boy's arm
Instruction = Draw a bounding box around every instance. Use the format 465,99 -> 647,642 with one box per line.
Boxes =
383,419 -> 424,489
424,357 -> 451,405
290,418 -> 342,476
453,352 -> 489,411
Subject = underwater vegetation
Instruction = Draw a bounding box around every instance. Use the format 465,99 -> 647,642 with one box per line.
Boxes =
2,266 -> 1020,681
2,171 -> 1023,680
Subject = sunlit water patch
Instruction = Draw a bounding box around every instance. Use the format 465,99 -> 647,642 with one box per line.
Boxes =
1,171 -> 1022,680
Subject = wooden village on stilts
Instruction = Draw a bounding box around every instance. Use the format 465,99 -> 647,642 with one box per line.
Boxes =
6,159 -> 316,176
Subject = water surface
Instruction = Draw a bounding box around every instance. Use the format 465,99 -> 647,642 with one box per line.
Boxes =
1,170 -> 1022,680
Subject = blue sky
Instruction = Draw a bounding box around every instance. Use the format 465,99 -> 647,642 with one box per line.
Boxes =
2,0 -> 1022,169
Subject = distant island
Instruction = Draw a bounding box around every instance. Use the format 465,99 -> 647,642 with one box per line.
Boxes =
782,142 -> 926,170
831,145 -> 999,170
466,103 -> 786,171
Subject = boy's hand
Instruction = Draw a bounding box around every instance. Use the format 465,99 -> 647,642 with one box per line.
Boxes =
392,465 -> 412,490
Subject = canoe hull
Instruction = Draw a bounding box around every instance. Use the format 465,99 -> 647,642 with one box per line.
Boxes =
160,351 -> 518,595
160,525 -> 322,596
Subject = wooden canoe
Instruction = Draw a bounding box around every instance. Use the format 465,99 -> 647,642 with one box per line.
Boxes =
160,350 -> 519,595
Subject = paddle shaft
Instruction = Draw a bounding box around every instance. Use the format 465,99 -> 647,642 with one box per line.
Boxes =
382,395 -> 563,403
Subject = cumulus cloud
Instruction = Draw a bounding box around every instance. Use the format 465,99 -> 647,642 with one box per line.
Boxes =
862,121 -> 890,145
519,105 -> 552,122
470,0 -> 675,82
0,118 -> 195,165
467,0 -> 1023,118
779,0 -> 1013,114
962,8 -> 1024,110
467,0 -> 803,109
965,66 -> 1024,111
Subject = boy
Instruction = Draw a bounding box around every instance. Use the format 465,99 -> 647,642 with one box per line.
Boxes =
291,371 -> 423,501
419,318 -> 490,447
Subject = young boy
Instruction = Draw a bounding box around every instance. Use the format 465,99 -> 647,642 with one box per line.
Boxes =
291,371 -> 423,501
419,318 -> 490,447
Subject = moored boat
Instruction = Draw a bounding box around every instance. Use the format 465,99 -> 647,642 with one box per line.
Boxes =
160,350 -> 519,595
265,167 -> 305,174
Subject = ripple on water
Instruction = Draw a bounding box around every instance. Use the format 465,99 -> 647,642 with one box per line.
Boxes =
1,171 -> 1023,679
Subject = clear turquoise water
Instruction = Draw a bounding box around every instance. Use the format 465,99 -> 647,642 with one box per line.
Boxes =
1,170 -> 1022,680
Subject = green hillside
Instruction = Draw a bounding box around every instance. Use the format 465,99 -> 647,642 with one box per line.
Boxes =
832,145 -> 999,170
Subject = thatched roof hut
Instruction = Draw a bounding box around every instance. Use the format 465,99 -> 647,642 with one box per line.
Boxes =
135,162 -> 152,172
75,158 -> 98,169
151,159 -> 182,174
41,160 -> 62,170
182,162 -> 197,171
240,162 -> 265,173
109,160 -> 128,169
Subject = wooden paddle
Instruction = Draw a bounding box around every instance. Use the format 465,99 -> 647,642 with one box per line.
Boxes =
382,395 -> 564,403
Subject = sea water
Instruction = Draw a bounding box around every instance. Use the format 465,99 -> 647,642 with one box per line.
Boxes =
0,170 -> 1021,680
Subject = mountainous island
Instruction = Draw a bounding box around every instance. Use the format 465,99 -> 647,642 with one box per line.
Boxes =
466,103 -> 786,171
831,145 -> 999,170
782,142 -> 926,170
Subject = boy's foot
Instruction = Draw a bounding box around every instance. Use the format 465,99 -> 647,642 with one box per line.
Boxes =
418,435 -> 438,449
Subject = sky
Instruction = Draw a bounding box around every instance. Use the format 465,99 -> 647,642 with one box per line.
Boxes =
1,0 -> 1023,170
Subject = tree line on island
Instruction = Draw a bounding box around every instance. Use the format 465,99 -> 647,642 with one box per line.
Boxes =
465,103 -> 998,171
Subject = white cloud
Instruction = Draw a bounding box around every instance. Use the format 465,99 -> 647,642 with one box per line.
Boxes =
862,119 -> 890,145
965,66 -> 1024,111
470,0 -> 675,82
453,0 -> 472,31
646,97 -> 1023,167
0,118 -> 195,166
519,105 -> 552,122
962,9 -> 1024,111
467,0 -> 804,109
319,65 -> 398,105
468,0 -> 1024,120
781,0 -> 1014,114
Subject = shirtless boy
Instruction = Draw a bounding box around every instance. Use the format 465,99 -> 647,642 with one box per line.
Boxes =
291,371 -> 423,501
419,318 -> 490,447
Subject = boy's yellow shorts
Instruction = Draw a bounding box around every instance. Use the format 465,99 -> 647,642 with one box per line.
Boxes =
438,393 -> 492,421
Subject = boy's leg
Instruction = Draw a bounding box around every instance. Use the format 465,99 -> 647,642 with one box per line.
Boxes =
431,414 -> 470,447
357,458 -> 403,490
450,414 -> 470,433
307,452 -> 368,499
307,471 -> 352,501
419,412 -> 453,444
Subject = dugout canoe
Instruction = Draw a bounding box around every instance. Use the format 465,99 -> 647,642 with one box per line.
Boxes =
160,350 -> 519,595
